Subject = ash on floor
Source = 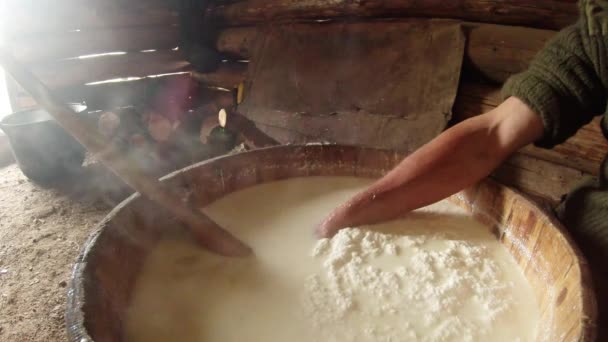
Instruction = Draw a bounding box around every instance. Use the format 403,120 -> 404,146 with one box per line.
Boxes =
0,164 -> 128,341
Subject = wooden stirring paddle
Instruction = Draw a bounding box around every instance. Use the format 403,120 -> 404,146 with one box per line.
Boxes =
0,50 -> 252,257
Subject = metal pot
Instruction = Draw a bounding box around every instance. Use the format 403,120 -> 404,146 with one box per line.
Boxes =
0,104 -> 87,185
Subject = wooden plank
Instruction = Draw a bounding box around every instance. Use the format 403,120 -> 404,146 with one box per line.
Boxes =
217,23 -> 557,84
453,79 -> 503,114
491,153 -> 586,204
8,27 -> 180,64
54,74 -> 195,111
1,0 -> 179,35
526,119 -> 608,176
208,0 -> 578,30
454,81 -> 608,176
10,68 -> 238,114
29,50 -> 190,89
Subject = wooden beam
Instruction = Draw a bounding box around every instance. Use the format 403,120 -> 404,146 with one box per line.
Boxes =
54,74 -> 195,111
12,66 -> 240,113
217,22 -> 557,84
29,50 -> 190,89
208,0 -> 578,30
8,27 -> 180,64
522,121 -> 608,176
1,0 -> 179,35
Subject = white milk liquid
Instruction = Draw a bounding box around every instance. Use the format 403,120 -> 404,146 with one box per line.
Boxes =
125,177 -> 540,342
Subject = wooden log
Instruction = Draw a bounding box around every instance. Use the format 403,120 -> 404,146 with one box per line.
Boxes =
216,23 -> 557,84
56,79 -> 156,110
491,153 -> 586,204
29,50 -> 190,89
462,23 -> 554,83
7,71 -> 235,119
212,89 -> 237,109
454,81 -> 608,177
7,73 -> 203,113
208,0 -> 578,30
1,0 -> 179,35
8,27 -> 180,64
54,74 -> 197,111
217,28 -> 258,59
191,63 -> 247,89
6,75 -> 132,114
452,80 -> 504,121
539,121 -> 608,175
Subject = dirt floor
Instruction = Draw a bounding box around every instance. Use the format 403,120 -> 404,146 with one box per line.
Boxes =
0,163 -> 128,341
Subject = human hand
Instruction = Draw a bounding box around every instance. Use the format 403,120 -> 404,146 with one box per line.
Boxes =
316,206 -> 349,238
316,194 -> 368,238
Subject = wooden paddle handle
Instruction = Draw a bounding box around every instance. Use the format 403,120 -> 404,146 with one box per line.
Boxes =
0,50 -> 251,257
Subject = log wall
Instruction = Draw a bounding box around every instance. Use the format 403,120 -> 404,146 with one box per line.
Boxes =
209,9 -> 607,205
2,0 -> 189,112
1,0 -> 248,176
216,23 -> 556,84
5,0 -> 603,205
208,0 -> 579,30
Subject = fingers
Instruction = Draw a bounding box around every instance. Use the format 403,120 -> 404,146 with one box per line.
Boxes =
315,222 -> 334,239
315,215 -> 344,239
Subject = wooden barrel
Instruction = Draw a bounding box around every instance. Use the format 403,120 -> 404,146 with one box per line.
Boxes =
66,145 -> 596,341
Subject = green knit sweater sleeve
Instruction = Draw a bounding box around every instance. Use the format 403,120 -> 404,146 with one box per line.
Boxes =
502,0 -> 608,148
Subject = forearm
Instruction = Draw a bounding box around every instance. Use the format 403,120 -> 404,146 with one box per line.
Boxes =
321,116 -> 503,231
319,97 -> 543,236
